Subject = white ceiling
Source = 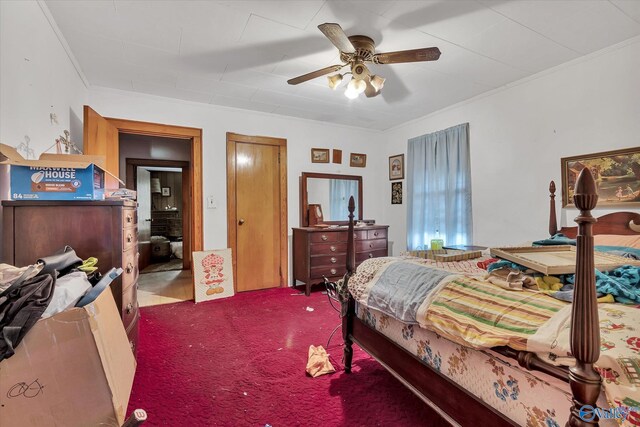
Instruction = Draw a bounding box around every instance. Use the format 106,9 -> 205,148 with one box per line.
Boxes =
45,0 -> 640,130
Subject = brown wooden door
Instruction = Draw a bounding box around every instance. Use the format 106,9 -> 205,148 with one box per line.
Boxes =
227,133 -> 287,292
83,106 -> 120,188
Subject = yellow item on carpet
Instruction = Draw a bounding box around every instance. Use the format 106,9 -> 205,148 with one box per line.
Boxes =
305,345 -> 335,378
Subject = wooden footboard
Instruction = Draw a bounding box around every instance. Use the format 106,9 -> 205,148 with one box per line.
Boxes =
342,169 -> 605,426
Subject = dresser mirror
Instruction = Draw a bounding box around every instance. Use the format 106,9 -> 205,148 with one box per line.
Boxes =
300,172 -> 363,226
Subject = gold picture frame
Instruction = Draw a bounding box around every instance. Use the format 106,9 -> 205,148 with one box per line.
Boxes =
311,148 -> 329,163
350,153 -> 367,167
561,147 -> 640,207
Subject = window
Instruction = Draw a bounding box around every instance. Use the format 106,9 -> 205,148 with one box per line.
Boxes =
406,123 -> 472,249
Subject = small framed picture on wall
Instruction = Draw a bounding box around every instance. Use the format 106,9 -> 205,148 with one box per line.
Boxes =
391,182 -> 402,204
311,148 -> 329,163
389,154 -> 404,180
161,187 -> 171,197
350,153 -> 367,167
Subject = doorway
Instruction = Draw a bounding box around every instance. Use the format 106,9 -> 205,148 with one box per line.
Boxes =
226,132 -> 288,292
83,106 -> 202,306
122,140 -> 193,307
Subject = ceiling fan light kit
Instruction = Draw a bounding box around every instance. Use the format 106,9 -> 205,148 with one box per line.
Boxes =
287,23 -> 441,100
327,74 -> 343,90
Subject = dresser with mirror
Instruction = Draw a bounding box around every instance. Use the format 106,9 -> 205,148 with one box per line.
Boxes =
292,172 -> 389,295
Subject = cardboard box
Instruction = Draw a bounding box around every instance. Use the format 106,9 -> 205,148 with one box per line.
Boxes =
0,288 -> 136,427
0,143 -> 106,201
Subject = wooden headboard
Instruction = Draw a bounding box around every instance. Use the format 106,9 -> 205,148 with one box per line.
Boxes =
548,180 -> 640,238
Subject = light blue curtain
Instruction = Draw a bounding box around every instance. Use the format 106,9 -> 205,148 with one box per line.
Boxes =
330,179 -> 358,220
407,123 -> 472,249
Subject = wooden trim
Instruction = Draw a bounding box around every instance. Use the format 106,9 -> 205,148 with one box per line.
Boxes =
226,132 -> 286,146
300,172 -> 363,227
106,118 -> 200,138
226,132 -> 288,290
104,117 -> 203,279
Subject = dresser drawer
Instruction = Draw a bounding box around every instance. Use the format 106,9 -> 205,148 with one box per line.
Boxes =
123,209 -> 137,227
122,227 -> 138,252
126,313 -> 140,357
310,231 -> 346,243
122,282 -> 139,330
121,250 -> 139,291
310,254 -> 346,268
311,265 -> 346,279
356,249 -> 388,263
310,242 -> 347,255
356,239 -> 387,252
368,228 -> 387,240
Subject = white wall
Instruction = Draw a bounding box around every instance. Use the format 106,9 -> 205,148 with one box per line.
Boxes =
0,0 -> 89,259
382,37 -> 640,252
88,87 -> 386,264
0,1 -> 88,157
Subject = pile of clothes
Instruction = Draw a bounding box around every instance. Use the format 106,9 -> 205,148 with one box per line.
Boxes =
476,234 -> 640,304
0,246 -> 121,362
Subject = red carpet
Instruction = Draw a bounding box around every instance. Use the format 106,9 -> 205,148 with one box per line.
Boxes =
127,287 -> 438,426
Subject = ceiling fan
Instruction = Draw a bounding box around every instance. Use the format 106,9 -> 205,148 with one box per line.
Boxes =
287,23 -> 441,99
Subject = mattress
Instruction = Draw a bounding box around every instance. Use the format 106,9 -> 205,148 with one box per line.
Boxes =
356,304 -> 616,427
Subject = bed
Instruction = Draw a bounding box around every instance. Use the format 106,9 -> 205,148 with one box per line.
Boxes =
338,169 -> 640,427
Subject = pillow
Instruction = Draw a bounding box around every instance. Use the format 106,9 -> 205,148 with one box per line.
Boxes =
593,234 -> 640,249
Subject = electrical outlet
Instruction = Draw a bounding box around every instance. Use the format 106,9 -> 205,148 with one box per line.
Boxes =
207,197 -> 216,209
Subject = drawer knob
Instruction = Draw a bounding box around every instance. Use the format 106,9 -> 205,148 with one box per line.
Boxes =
126,263 -> 134,274
321,234 -> 328,241
126,214 -> 133,223
368,253 -> 374,259
126,302 -> 133,314
330,245 -> 337,252
127,233 -> 133,243
330,257 -> 337,263
369,243 -> 373,248
330,268 -> 337,275
374,231 -> 379,236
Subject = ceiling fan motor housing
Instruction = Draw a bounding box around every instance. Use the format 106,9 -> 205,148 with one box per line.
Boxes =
340,35 -> 375,63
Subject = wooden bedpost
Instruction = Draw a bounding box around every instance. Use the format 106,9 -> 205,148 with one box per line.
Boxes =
549,180 -> 558,236
567,169 -> 601,427
342,196 -> 356,373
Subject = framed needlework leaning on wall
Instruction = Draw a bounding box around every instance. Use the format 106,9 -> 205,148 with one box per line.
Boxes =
561,147 -> 640,207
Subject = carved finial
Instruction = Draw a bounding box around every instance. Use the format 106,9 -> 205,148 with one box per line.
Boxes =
573,168 -> 598,212
348,196 -> 355,215
549,180 -> 558,236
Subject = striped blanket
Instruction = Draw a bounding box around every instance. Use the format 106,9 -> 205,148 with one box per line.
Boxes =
425,276 -> 565,350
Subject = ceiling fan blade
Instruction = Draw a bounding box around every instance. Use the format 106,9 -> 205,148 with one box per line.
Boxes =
318,23 -> 355,53
287,64 -> 344,85
364,79 -> 380,98
374,47 -> 441,64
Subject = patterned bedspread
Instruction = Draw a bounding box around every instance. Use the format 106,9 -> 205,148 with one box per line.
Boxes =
347,256 -> 640,421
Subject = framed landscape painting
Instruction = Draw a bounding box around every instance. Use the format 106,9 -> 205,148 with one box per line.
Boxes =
561,147 -> 640,207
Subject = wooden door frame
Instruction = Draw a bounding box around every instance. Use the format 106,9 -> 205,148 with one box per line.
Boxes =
226,132 -> 288,289
104,117 -> 203,265
125,158 -> 191,270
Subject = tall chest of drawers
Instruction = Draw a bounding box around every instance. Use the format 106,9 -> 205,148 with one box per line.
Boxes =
1,200 -> 140,355
292,225 -> 389,296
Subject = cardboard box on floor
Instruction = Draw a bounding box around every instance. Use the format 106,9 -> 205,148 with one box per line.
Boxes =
0,288 -> 136,427
0,143 -> 109,201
